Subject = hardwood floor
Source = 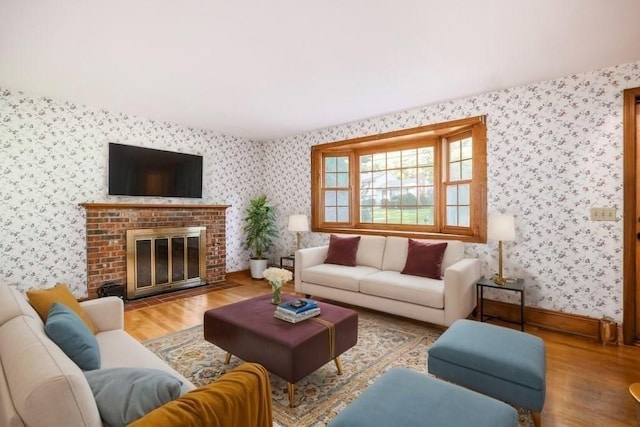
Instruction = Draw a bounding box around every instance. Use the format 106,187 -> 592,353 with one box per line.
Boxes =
124,271 -> 640,426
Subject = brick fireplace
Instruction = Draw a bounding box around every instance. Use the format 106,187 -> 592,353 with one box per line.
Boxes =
80,203 -> 229,299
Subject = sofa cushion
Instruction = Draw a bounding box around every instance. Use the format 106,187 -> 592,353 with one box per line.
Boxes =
0,315 -> 101,427
96,329 -> 196,393
0,284 -> 42,327
325,235 -> 361,266
301,264 -> 380,292
401,240 -> 448,279
45,303 -> 101,371
360,271 -> 445,309
84,368 -> 182,427
382,237 -> 465,274
355,235 -> 387,269
27,283 -> 98,334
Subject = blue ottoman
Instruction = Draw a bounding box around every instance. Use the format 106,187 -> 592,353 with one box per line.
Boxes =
328,368 -> 517,427
428,319 -> 546,424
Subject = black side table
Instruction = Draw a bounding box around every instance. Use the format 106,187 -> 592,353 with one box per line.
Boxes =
476,277 -> 525,331
280,255 -> 295,273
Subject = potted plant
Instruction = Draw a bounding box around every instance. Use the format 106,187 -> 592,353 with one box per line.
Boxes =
243,195 -> 278,279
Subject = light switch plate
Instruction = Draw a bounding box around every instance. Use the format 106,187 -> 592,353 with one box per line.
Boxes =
590,207 -> 616,221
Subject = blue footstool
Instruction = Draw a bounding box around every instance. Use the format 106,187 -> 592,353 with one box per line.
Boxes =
428,319 -> 546,425
328,368 -> 517,427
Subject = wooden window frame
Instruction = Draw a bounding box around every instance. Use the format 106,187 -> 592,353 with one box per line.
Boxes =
311,116 -> 487,243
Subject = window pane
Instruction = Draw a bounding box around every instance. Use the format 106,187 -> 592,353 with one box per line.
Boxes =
325,157 -> 336,172
450,140 -> 461,162
402,149 -> 416,167
379,189 -> 389,206
459,184 -> 470,205
360,190 -> 373,205
337,172 -> 349,187
461,138 -> 472,159
387,151 -> 401,168
337,157 -> 349,172
461,159 -> 472,180
360,171 -> 372,191
337,207 -> 349,222
373,207 -> 387,223
447,206 -> 458,226
325,190 -> 337,205
458,206 -> 470,227
372,153 -> 386,171
360,155 -> 372,172
336,190 -> 349,206
325,207 -> 336,222
421,206 -> 434,225
361,206 -> 373,222
418,187 -> 434,206
417,147 -> 434,166
419,166 -> 434,185
404,190 -> 417,206
325,172 -> 336,187
449,163 -> 461,181
401,208 -> 417,224
447,186 -> 458,205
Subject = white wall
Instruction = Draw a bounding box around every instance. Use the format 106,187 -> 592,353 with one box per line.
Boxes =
263,61 -> 640,322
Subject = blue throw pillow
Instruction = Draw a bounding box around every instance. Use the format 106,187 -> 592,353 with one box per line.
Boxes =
45,302 -> 101,370
84,368 -> 183,427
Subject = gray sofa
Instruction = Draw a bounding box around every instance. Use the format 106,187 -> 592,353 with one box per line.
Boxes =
294,235 -> 480,327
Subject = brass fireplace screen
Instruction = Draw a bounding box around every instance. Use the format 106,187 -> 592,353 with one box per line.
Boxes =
126,227 -> 206,300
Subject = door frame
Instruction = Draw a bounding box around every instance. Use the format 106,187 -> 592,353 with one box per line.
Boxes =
623,87 -> 640,345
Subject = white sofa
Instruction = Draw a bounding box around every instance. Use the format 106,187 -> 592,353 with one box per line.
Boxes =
295,235 -> 481,327
0,284 -> 195,427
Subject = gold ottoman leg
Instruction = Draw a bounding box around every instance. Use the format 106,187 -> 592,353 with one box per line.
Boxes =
224,352 -> 231,364
532,412 -> 541,427
334,356 -> 343,375
287,382 -> 296,407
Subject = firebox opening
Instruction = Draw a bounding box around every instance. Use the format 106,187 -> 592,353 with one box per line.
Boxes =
126,226 -> 206,300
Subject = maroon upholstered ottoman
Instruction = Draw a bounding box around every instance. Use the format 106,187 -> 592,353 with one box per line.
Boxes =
203,293 -> 358,407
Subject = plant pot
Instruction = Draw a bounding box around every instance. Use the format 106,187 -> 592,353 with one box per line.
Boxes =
249,259 -> 269,279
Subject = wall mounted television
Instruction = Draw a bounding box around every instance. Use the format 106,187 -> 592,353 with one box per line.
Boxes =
108,143 -> 203,198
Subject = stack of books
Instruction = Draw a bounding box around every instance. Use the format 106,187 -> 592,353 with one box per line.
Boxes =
274,298 -> 321,323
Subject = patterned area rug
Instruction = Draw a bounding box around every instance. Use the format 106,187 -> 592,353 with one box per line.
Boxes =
144,309 -> 533,427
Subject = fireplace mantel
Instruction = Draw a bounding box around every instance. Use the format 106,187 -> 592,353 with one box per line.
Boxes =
80,203 -> 231,210
80,203 -> 229,299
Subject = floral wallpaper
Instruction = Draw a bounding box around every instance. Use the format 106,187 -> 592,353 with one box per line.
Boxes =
1,60 -> 639,322
0,89 -> 263,296
264,61 -> 640,322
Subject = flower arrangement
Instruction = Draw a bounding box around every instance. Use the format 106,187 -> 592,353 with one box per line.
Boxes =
263,267 -> 293,288
263,267 -> 293,304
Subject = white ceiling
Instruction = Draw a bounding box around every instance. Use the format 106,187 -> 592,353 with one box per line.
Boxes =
2,1 -> 640,141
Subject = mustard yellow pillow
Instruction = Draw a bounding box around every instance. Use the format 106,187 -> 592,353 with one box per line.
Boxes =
27,283 -> 98,334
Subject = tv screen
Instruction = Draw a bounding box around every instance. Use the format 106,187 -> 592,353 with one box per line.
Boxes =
108,143 -> 203,198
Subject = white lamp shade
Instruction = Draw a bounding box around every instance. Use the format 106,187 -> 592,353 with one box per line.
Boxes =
487,214 -> 516,241
287,214 -> 309,232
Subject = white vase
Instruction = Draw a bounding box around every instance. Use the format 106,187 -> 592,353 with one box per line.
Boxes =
249,259 -> 269,279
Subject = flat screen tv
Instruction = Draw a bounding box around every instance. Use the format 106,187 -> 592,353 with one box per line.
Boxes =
108,143 -> 203,198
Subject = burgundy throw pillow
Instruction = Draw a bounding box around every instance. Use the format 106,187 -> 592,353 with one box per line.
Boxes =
401,239 -> 448,279
324,235 -> 361,266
